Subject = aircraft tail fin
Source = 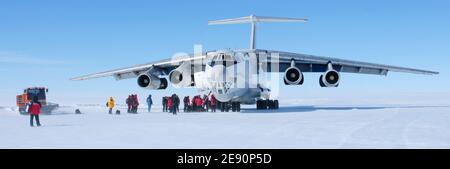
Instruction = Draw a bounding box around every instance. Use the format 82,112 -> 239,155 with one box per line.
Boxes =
208,15 -> 307,49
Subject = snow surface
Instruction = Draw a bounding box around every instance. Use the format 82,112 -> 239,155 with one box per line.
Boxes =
1,101 -> 450,149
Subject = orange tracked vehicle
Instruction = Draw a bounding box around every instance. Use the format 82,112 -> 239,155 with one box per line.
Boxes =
16,87 -> 59,114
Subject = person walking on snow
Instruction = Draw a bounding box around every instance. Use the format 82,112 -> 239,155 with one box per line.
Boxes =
203,95 -> 210,112
183,96 -> 190,112
210,94 -> 216,112
175,94 -> 180,113
107,97 -> 115,114
126,95 -> 131,113
193,96 -> 200,111
162,96 -> 167,112
29,96 -> 42,127
167,97 -> 172,113
133,94 -> 139,113
171,94 -> 176,114
196,96 -> 203,111
146,94 -> 153,112
129,94 -> 136,113
128,95 -> 135,113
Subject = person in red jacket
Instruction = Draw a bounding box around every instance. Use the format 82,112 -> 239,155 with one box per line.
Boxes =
167,97 -> 172,113
194,96 -> 203,111
29,96 -> 42,127
192,96 -> 197,111
199,97 -> 204,111
133,94 -> 139,113
126,95 -> 131,113
210,94 -> 216,112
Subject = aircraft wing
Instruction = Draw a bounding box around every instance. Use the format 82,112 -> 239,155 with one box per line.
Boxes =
70,54 -> 206,81
260,50 -> 439,75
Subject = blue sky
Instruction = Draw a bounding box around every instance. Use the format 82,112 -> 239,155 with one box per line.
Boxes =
1,0 -> 449,105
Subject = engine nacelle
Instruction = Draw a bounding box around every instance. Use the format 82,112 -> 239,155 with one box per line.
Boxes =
168,63 -> 194,87
137,73 -> 167,90
284,66 -> 304,85
320,70 -> 340,87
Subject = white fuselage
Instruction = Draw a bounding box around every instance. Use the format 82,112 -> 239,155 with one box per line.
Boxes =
192,50 -> 272,104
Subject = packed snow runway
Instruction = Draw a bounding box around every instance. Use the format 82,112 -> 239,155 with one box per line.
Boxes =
1,103 -> 450,149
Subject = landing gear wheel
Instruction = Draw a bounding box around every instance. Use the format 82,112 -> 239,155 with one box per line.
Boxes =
257,100 -> 271,110
274,100 -> 279,109
225,102 -> 231,112
231,102 -> 241,112
219,102 -> 225,112
257,99 -> 279,110
256,100 -> 264,110
231,102 -> 237,112
265,99 -> 270,109
268,100 -> 274,109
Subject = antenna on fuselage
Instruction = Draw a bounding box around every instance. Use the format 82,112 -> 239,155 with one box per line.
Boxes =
208,15 -> 308,50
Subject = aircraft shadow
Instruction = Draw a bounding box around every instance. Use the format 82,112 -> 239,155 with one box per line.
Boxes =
240,105 -> 450,113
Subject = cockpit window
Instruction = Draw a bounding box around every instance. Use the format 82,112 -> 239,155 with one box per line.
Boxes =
213,82 -> 232,95
208,53 -> 237,67
27,89 -> 46,100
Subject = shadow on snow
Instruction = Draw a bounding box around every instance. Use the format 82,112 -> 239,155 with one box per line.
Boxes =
240,105 -> 450,114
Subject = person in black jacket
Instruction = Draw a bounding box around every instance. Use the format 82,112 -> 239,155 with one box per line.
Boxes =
171,94 -> 180,115
162,96 -> 167,112
183,96 -> 190,112
175,94 -> 180,113
203,95 -> 210,112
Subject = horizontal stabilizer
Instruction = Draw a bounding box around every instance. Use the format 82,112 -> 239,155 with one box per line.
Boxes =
208,15 -> 307,49
208,15 -> 308,25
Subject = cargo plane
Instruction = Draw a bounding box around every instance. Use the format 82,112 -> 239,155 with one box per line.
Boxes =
71,15 -> 438,111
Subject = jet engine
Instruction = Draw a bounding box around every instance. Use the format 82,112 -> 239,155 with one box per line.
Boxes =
168,63 -> 194,87
320,63 -> 340,87
284,66 -> 304,85
137,72 -> 167,90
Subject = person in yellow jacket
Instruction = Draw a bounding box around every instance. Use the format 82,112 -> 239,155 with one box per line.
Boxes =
106,97 -> 115,114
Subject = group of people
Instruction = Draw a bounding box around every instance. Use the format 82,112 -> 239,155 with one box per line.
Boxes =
26,92 -> 218,127
105,93 -> 217,115
183,94 -> 216,112
162,94 -> 180,115
126,94 -> 139,113
106,94 -> 153,114
25,93 -> 216,127
162,94 -> 216,113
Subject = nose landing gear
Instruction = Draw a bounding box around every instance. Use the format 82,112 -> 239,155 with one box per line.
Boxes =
231,102 -> 241,112
218,101 -> 241,112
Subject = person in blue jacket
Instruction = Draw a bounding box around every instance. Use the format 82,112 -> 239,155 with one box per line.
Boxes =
146,94 -> 153,112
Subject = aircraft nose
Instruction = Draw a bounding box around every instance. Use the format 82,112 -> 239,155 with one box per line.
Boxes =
210,65 -> 226,82
214,93 -> 231,102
